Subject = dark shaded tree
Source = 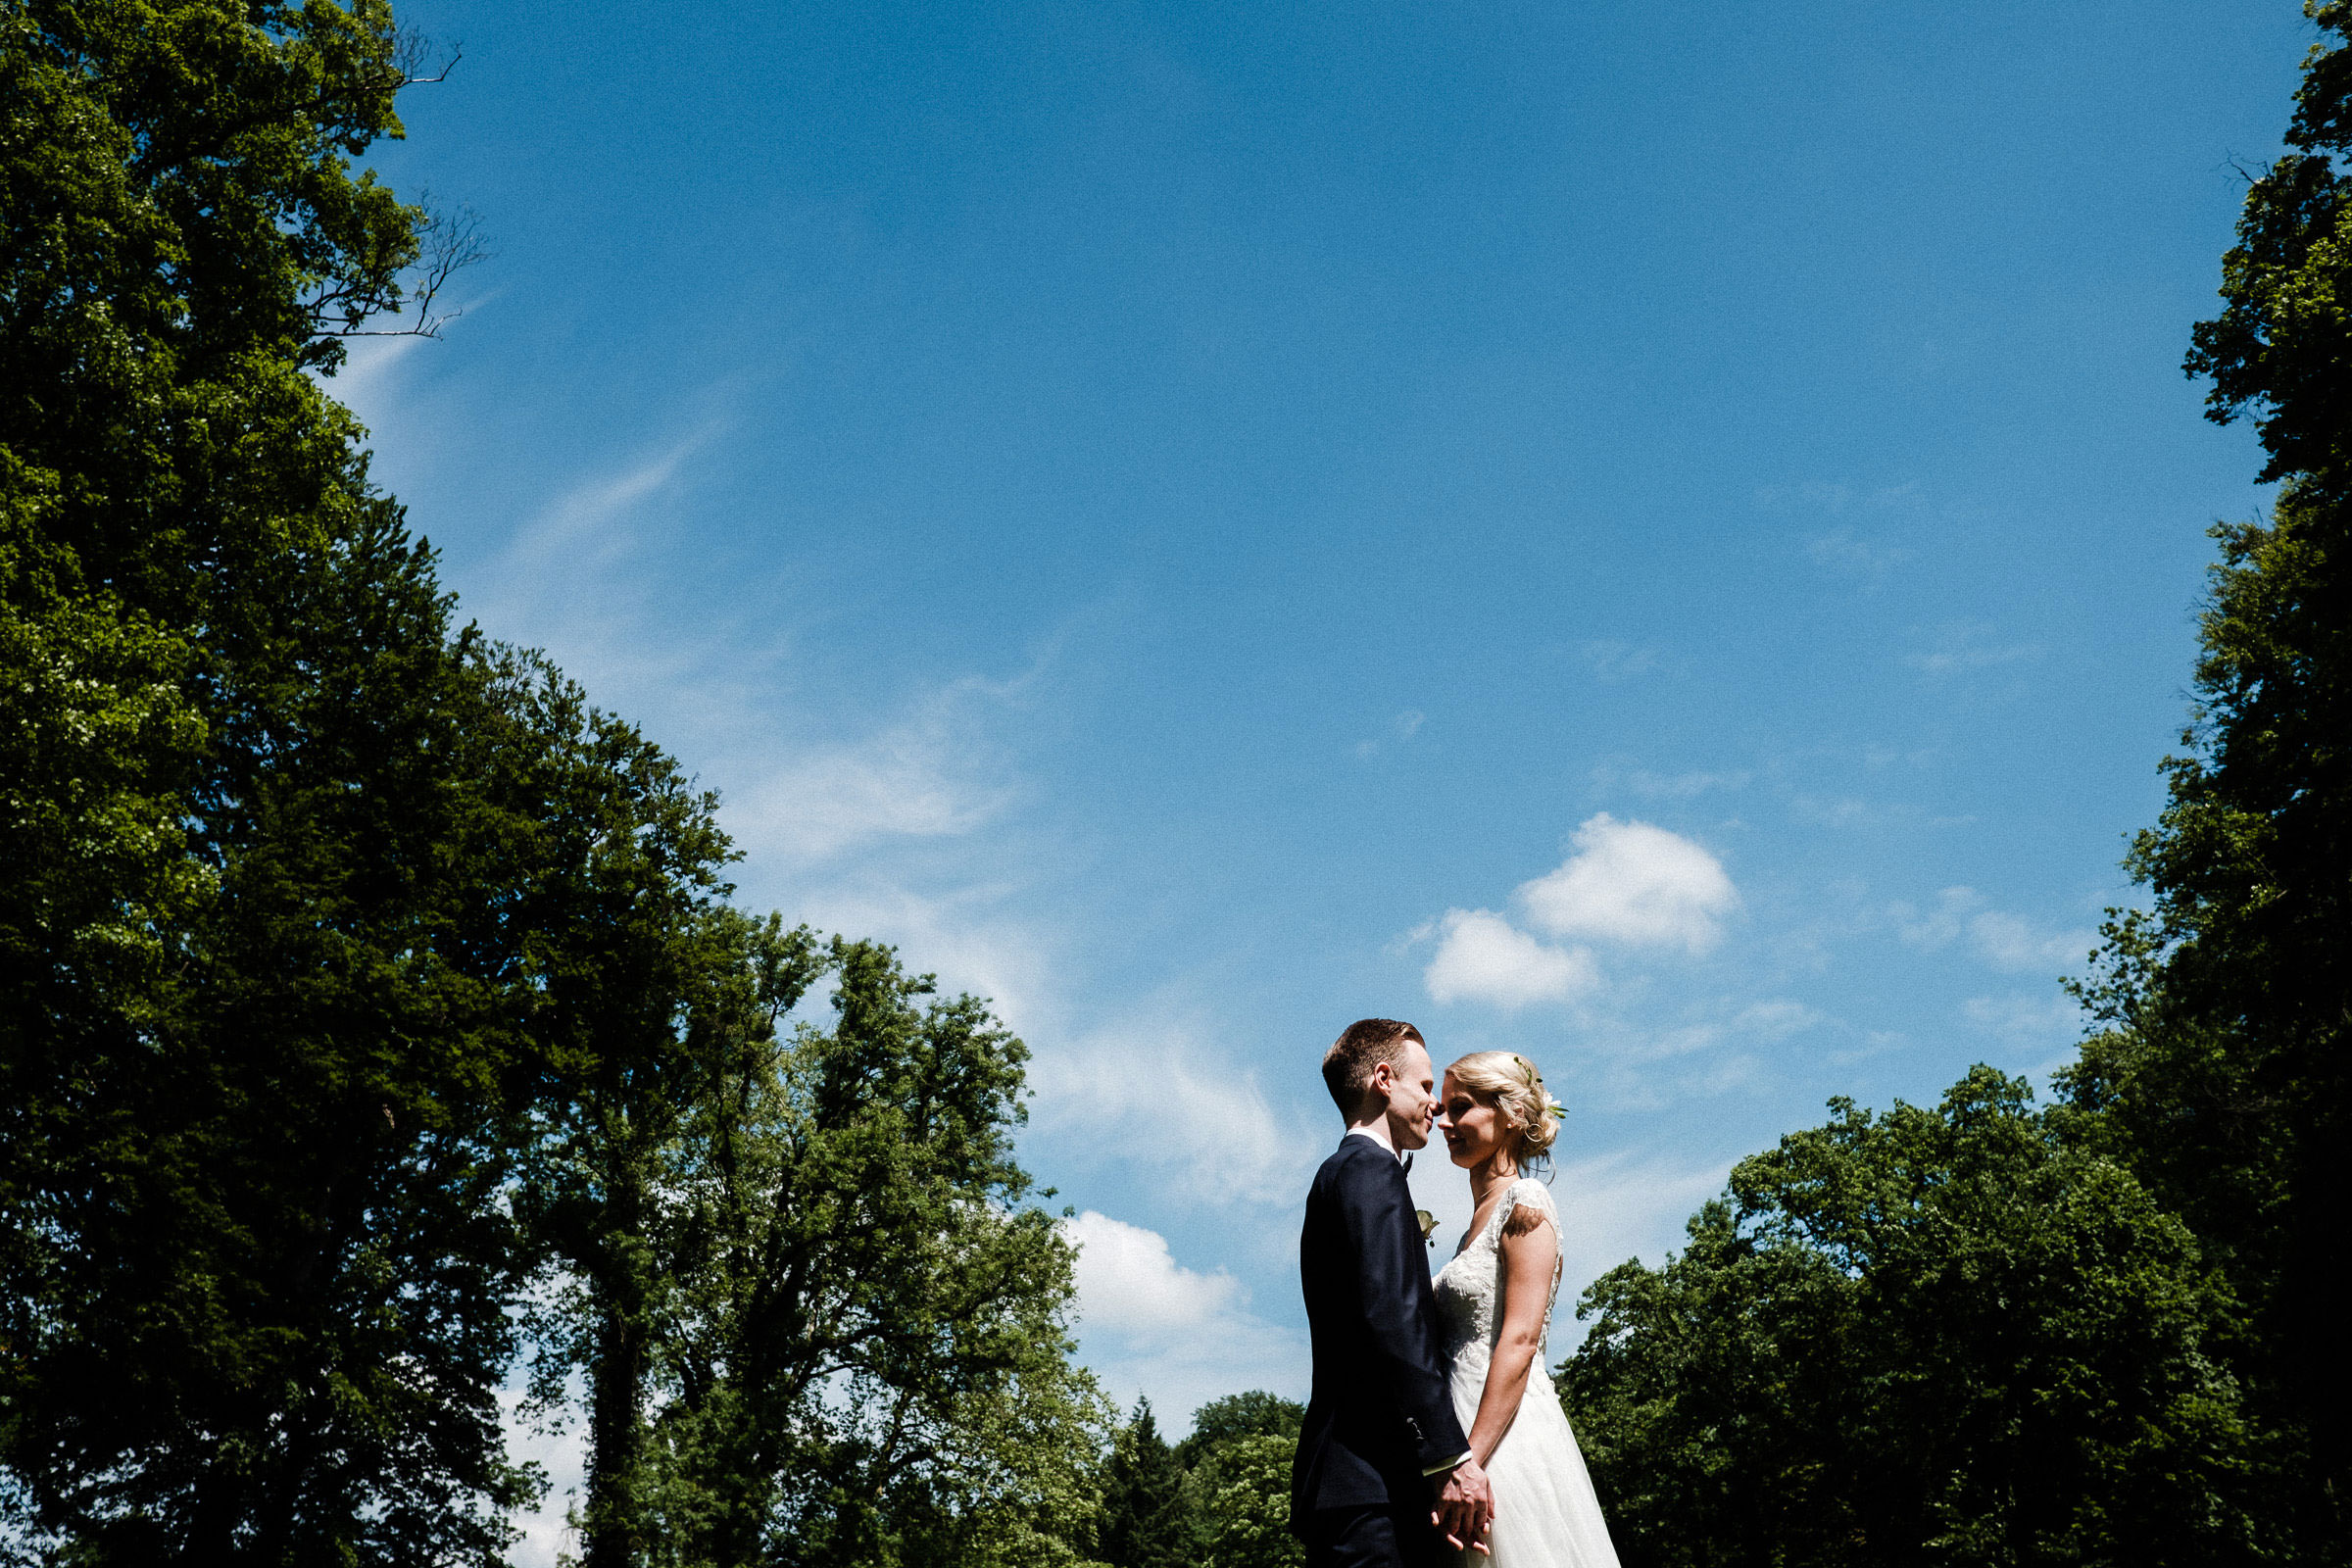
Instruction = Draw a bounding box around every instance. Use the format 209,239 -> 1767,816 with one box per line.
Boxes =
1564,1068 -> 2263,1568
2063,0 -> 2352,1544
495,668 -> 744,1568
1100,1400 -> 1196,1568
0,3 -> 546,1560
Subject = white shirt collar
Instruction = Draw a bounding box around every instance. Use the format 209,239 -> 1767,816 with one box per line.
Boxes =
1346,1126 -> 1408,1164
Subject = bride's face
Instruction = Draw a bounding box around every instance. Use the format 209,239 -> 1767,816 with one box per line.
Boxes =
1437,1072 -> 1511,1170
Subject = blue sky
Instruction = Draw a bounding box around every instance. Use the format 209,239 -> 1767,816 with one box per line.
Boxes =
336,0 -> 2302,1552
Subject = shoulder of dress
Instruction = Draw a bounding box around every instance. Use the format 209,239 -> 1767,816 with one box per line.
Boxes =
1501,1177 -> 1558,1226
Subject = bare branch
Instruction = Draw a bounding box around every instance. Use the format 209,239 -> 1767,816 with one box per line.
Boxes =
2220,151 -> 2275,189
318,197 -> 490,348
392,26 -> 465,87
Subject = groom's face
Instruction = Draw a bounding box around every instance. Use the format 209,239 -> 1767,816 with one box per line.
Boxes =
1379,1040 -> 1440,1150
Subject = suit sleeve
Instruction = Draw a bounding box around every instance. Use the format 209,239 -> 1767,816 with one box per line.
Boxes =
1338,1158 -> 1472,1473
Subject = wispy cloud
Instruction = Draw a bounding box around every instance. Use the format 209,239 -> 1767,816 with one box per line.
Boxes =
1732,999 -> 1824,1040
1354,708 -> 1428,759
1028,1011 -> 1319,1208
1592,764 -> 1754,800
1893,887 -> 2093,975
488,430 -> 718,599
728,673 -> 1027,865
1964,992 -> 2086,1049
1807,527 -> 1911,582
1905,622 -> 2040,675
457,426 -> 740,721
1580,640 -> 1669,683
1549,1152 -> 1731,1321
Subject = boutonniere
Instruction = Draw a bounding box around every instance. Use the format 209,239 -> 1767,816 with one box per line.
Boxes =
1415,1209 -> 1439,1248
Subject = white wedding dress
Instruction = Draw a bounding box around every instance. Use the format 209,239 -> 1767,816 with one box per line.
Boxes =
1432,1178 -> 1623,1568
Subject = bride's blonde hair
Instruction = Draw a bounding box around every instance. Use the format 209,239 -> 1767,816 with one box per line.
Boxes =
1446,1052 -> 1561,1170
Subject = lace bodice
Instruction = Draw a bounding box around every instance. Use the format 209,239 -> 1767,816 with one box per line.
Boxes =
1432,1177 -> 1562,1372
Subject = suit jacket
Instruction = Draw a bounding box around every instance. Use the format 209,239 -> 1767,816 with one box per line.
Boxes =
1290,1134 -> 1471,1530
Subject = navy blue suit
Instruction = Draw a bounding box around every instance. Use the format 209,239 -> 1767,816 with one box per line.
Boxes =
1290,1135 -> 1471,1567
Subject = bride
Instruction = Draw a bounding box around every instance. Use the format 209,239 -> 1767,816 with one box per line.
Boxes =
1432,1052 -> 1623,1568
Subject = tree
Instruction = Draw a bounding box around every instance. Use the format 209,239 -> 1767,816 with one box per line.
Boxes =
1,3 -> 544,1560
521,929 -> 1109,1568
2062,0 -> 2352,1542
1,5 -> 1121,1566
1174,1392 -> 1302,1471
1564,1068 -> 2263,1568
1099,1400 -> 1196,1568
488,664 -> 748,1568
1171,1393 -> 1302,1568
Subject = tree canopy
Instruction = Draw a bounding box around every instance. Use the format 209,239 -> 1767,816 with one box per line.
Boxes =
1565,1070 -> 2262,1568
0,3 -> 1105,1563
2068,0 -> 2352,1539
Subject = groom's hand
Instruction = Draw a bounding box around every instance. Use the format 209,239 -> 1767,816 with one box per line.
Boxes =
1432,1455 -> 1495,1554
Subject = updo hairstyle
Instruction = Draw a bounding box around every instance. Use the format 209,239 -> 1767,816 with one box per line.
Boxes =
1446,1051 -> 1561,1169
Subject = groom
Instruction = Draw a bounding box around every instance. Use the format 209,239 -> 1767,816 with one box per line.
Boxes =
1292,1018 -> 1495,1565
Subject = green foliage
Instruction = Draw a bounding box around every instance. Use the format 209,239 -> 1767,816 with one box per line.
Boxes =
521,922 -> 1110,1568
1,12 -> 1112,1553
1175,1392 -> 1303,1471
0,4 -> 570,1557
658,936 -> 1109,1568
1191,1433 -> 1304,1568
1564,1068 -> 2263,1568
2066,0 -> 2352,1541
1100,1401 -> 1197,1568
1088,1394 -> 1306,1568
1165,1392 -> 1304,1568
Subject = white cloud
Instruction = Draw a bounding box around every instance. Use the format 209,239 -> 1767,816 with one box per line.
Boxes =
504,1378 -> 584,1568
1516,813 -> 1738,955
1423,909 -> 1599,1009
1063,1210 -> 1242,1335
1060,1212 -> 1307,1424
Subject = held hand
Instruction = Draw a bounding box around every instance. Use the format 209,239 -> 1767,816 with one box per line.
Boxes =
1432,1455 -> 1496,1553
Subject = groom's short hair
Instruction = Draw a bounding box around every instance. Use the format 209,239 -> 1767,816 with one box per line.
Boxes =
1323,1018 -> 1426,1114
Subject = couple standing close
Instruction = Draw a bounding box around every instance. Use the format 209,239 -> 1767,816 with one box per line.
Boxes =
1290,1018 -> 1622,1568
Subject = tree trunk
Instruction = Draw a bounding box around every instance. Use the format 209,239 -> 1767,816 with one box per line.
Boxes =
581,1160 -> 651,1568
